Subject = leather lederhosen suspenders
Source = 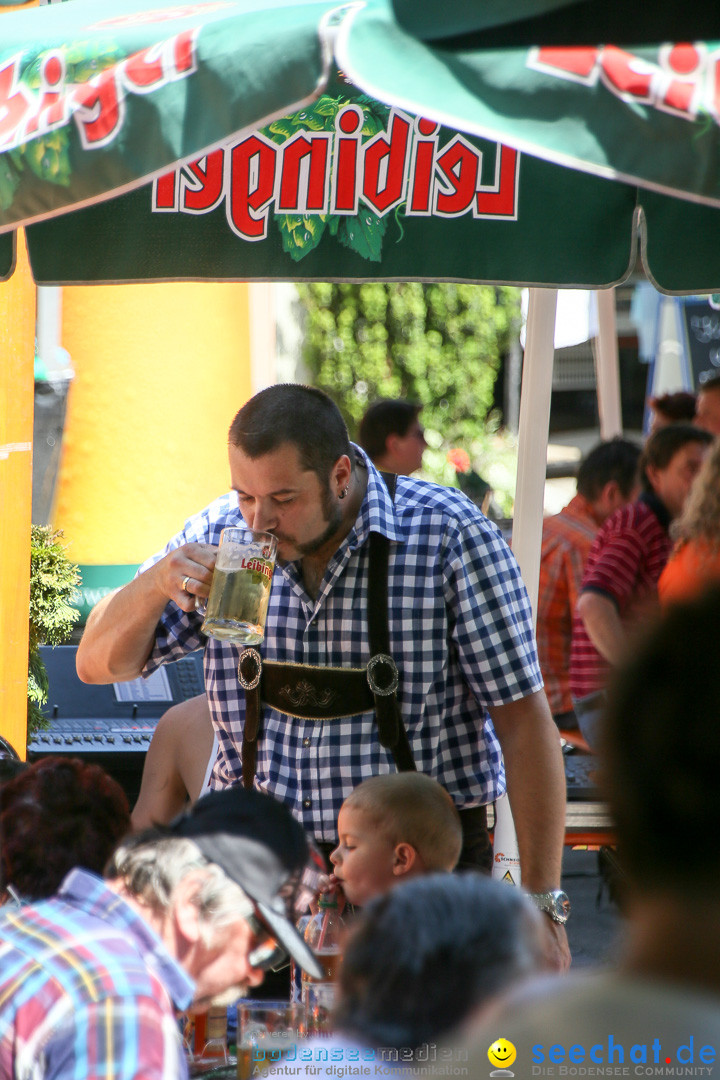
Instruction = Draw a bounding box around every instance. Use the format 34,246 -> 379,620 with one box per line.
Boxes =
238,472 -> 416,788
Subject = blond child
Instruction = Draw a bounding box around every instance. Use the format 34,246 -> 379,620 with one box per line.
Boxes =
327,773 -> 462,907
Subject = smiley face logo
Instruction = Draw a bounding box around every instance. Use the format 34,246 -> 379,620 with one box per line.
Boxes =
488,1038 -> 517,1073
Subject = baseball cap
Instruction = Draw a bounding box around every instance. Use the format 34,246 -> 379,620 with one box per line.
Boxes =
168,786 -> 323,979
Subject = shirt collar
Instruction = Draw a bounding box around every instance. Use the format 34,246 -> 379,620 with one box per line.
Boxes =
57,868 -> 195,1011
639,488 -> 673,531
351,444 -> 405,548
565,492 -> 605,527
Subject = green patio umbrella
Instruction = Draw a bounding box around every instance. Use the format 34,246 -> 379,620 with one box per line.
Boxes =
2,0 -> 720,292
338,2 -> 720,210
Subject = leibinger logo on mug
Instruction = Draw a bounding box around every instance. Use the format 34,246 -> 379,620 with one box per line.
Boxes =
488,1038 -> 517,1077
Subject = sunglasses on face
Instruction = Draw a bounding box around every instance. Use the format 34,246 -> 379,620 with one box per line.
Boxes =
246,911 -> 290,973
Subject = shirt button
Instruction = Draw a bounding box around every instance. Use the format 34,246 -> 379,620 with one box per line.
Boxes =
303,798 -> 312,809
303,737 -> 311,747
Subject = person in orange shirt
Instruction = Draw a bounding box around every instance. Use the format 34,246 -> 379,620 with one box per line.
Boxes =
537,439 -> 641,729
659,438 -> 720,606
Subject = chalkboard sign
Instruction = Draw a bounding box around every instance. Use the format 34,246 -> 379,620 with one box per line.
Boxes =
679,297 -> 720,389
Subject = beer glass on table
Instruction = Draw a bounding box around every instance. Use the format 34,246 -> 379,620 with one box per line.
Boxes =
236,1001 -> 304,1080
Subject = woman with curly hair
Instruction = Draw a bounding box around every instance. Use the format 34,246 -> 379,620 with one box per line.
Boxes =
0,756 -> 130,904
659,437 -> 720,605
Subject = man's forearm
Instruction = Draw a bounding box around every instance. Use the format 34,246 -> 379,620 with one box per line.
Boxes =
491,690 -> 566,892
76,568 -> 169,684
577,590 -> 626,665
490,689 -> 571,971
77,542 -> 218,684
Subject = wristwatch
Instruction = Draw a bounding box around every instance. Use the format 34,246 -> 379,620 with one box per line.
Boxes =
527,889 -> 571,924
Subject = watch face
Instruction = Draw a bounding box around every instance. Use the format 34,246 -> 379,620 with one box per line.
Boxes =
551,891 -> 571,922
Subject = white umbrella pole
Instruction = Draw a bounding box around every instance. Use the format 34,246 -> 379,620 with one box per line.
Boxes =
494,288 -> 557,887
511,287 -> 557,615
595,289 -> 623,438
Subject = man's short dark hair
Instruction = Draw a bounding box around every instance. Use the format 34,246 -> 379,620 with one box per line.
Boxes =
699,372 -> 720,393
357,399 -> 421,462
334,872 -> 540,1050
649,391 -> 697,423
601,587 -> 720,894
576,438 -> 642,502
228,385 -> 352,484
638,423 -> 713,493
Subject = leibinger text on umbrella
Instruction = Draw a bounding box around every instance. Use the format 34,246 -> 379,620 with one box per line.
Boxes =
152,106 -> 520,240
0,31 -> 199,152
530,43 -> 720,125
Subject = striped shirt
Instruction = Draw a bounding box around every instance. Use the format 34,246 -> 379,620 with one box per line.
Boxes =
570,494 -> 672,698
0,869 -> 193,1080
537,494 -> 600,716
142,447 -> 543,842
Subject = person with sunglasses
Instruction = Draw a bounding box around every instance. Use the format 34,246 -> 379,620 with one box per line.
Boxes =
0,787 -> 322,1080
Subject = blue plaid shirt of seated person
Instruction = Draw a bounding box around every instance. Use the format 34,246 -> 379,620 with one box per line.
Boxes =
140,446 -> 542,842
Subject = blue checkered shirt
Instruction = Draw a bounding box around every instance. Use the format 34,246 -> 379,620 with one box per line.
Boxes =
141,448 -> 542,842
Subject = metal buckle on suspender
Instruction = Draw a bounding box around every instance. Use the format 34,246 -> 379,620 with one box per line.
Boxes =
238,648 -> 262,691
366,653 -> 399,697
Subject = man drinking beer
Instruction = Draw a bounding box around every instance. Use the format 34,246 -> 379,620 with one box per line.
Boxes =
77,385 -> 570,971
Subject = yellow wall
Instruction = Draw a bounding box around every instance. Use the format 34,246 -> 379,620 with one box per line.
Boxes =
54,282 -> 253,566
0,232 -> 36,758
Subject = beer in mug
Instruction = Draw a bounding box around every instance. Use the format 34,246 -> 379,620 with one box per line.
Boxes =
200,528 -> 277,646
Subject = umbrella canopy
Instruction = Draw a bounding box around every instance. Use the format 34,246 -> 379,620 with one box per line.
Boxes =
338,3 -> 720,211
1,0 -> 720,291
16,75 -> 641,289
0,0 -> 343,233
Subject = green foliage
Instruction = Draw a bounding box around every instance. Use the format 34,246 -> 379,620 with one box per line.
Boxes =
296,282 -> 521,509
28,526 -> 80,739
262,94 -> 390,262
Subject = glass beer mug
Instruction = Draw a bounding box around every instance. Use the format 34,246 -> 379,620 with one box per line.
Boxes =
198,528 -> 277,646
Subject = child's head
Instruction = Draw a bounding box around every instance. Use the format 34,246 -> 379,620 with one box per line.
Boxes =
329,773 -> 462,906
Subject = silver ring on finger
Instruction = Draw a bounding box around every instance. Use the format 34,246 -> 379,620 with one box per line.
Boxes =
182,575 -> 192,595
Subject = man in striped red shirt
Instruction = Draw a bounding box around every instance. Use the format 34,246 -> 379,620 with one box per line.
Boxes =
570,424 -> 713,747
538,439 -> 641,729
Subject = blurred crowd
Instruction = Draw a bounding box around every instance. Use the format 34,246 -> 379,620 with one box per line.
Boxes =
3,382 -> 720,1078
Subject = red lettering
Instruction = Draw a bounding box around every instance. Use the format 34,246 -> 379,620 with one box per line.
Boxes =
153,170 -> 178,210
181,149 -> 225,212
277,132 -> 331,213
662,79 -> 695,114
124,44 -> 165,89
656,43 -> 702,117
409,118 -> 439,214
73,68 -> 122,148
600,45 -> 653,101
24,51 -> 66,137
228,135 -> 277,240
475,145 -> 519,219
532,46 -> 598,80
434,136 -> 479,216
0,56 -> 33,146
361,111 -> 411,214
666,43 -> 701,76
173,30 -> 197,75
333,105 -> 363,213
